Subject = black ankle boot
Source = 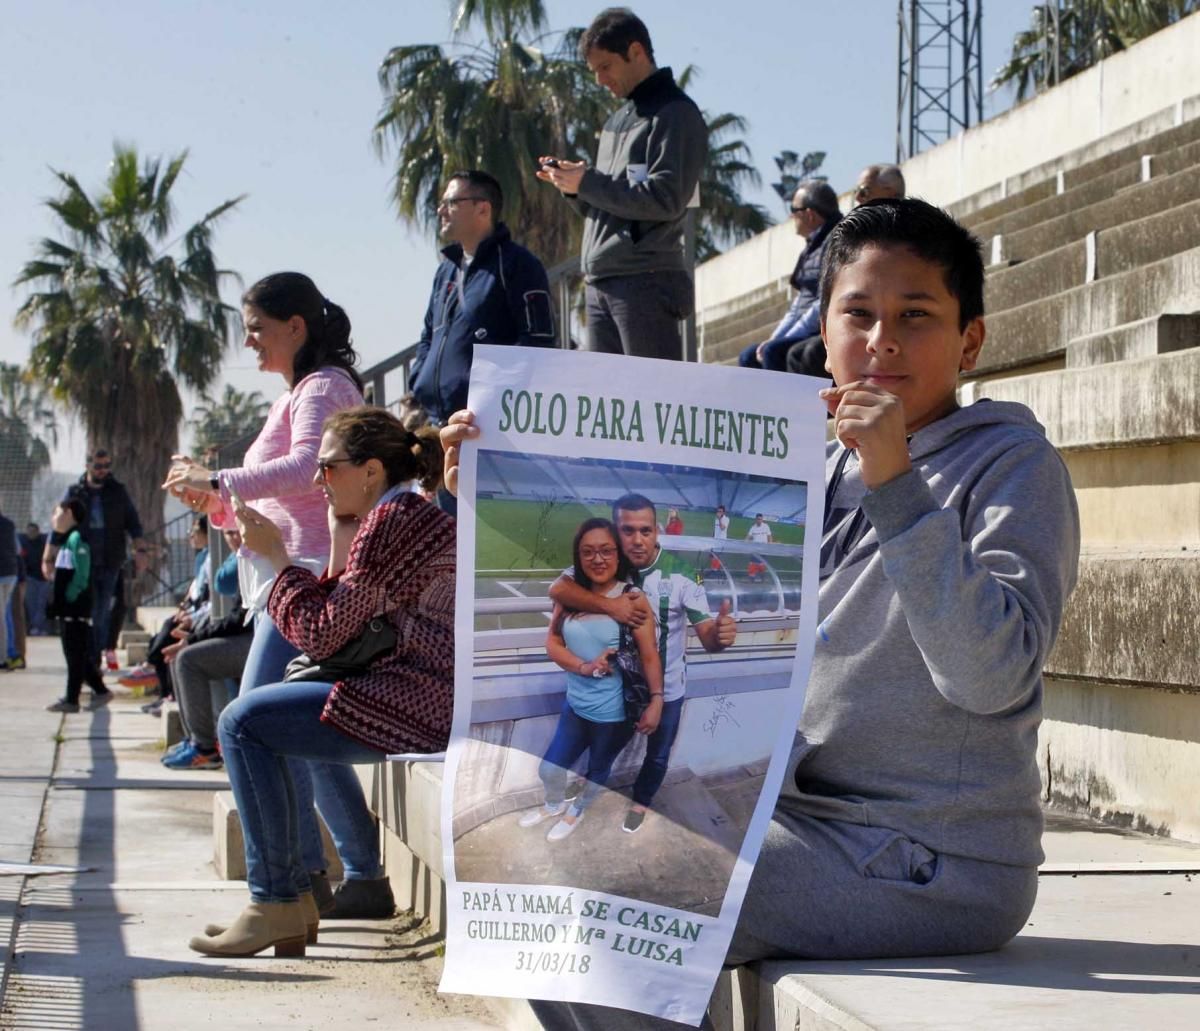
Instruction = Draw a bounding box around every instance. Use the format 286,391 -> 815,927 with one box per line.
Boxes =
327,876 -> 395,919
309,870 -> 335,916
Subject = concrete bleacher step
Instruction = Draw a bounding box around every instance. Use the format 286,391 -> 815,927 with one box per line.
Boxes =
1067,312 -> 1200,368
968,116 -> 1200,245
956,103 -> 1200,229
212,790 -> 346,882
1001,158 -> 1200,266
963,348 -> 1200,449
974,244 -> 1200,375
986,197 -> 1200,315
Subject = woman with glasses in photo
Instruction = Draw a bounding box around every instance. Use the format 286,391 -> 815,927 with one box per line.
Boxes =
516,517 -> 662,843
188,405 -> 453,957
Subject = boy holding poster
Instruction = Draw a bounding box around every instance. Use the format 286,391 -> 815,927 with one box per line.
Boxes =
442,198 -> 1079,1027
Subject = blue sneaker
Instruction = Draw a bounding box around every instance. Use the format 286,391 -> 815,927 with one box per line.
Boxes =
161,740 -> 190,764
163,742 -> 222,771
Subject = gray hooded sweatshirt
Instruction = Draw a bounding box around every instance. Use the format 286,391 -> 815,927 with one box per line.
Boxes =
780,400 -> 1080,869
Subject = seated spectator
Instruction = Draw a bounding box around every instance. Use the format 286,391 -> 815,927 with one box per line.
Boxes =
189,405 -> 453,958
161,527 -> 251,770
852,163 -> 906,206
123,516 -> 210,706
738,180 -> 841,375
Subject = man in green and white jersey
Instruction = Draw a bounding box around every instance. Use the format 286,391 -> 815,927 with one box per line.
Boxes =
550,493 -> 736,833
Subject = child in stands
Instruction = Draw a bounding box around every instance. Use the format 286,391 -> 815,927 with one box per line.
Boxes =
442,198 -> 1082,1030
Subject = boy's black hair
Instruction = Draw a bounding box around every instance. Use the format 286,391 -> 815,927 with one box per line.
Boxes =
611,493 -> 656,520
819,198 -> 985,331
580,8 -> 655,62
65,498 -> 87,526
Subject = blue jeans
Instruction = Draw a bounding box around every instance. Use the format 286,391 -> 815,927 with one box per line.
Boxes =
539,703 -> 634,813
738,336 -> 793,371
25,579 -> 51,635
631,696 -> 684,807
218,681 -> 382,902
88,566 -> 120,662
240,615 -> 382,881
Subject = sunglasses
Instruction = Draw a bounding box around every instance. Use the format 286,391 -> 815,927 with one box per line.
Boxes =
316,457 -> 356,481
789,205 -> 811,216
91,462 -> 112,470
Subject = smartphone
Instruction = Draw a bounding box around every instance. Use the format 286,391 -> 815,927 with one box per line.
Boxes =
540,158 -> 560,169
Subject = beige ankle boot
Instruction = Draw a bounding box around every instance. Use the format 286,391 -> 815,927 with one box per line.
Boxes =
204,892 -> 320,944
189,900 -> 308,957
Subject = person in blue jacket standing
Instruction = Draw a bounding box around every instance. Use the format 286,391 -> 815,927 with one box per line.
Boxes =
410,170 -> 555,427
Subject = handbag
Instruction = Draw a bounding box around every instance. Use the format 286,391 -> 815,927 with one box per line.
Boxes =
283,614 -> 397,683
615,585 -> 652,724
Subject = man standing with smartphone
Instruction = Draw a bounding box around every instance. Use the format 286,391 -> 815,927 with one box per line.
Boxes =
538,7 -> 707,361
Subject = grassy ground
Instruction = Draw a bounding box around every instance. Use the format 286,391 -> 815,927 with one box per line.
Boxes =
476,497 -> 804,571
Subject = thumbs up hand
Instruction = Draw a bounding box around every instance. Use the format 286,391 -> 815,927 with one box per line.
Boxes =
715,598 -> 737,648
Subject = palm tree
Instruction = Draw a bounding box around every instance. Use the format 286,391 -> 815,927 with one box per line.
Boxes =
676,68 -> 773,263
0,363 -> 58,524
190,384 -> 271,458
769,151 -> 827,213
374,10 -> 609,267
992,1 -> 1198,100
13,145 -> 243,536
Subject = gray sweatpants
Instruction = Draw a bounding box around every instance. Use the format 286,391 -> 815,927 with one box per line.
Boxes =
174,634 -> 253,750
530,810 -> 1037,1030
585,272 -> 693,361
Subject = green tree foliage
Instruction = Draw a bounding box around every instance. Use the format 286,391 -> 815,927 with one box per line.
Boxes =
13,145 -> 243,535
0,363 -> 58,524
770,151 -> 827,213
190,384 -> 270,458
374,15 -> 608,267
677,68 -> 773,263
992,0 -> 1199,100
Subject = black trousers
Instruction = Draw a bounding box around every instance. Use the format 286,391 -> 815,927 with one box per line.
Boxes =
61,619 -> 106,704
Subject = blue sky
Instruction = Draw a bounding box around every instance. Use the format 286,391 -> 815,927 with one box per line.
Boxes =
1,0 -> 1034,471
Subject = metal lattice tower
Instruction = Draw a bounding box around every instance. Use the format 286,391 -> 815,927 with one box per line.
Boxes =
896,0 -> 984,161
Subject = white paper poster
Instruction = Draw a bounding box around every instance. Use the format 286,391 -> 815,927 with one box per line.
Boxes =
439,346 -> 826,1025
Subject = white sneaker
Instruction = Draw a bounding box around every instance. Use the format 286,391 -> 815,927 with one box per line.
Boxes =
518,802 -> 567,828
547,811 -> 583,842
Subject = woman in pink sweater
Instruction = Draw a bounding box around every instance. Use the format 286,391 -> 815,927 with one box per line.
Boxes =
163,273 -> 384,916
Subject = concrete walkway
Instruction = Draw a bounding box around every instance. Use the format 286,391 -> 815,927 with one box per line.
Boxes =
0,637 -> 499,1031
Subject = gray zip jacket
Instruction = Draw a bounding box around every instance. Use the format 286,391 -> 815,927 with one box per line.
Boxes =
571,67 -> 707,281
780,400 -> 1080,868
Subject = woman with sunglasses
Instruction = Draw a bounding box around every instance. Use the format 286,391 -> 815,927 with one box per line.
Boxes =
516,518 -> 662,843
189,405 -> 452,958
162,273 -> 379,917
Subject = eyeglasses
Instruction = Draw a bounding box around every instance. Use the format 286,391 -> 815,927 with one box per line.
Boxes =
316,457 -> 357,480
789,205 -> 811,216
438,196 -> 487,210
580,546 -> 619,561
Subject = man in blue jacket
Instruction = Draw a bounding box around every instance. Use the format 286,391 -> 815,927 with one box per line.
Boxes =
409,170 -> 555,428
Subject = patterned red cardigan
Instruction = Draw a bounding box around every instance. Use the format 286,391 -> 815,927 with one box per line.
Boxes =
268,492 -> 455,754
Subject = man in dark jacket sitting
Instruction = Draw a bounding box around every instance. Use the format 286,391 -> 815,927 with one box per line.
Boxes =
409,169 -> 555,428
